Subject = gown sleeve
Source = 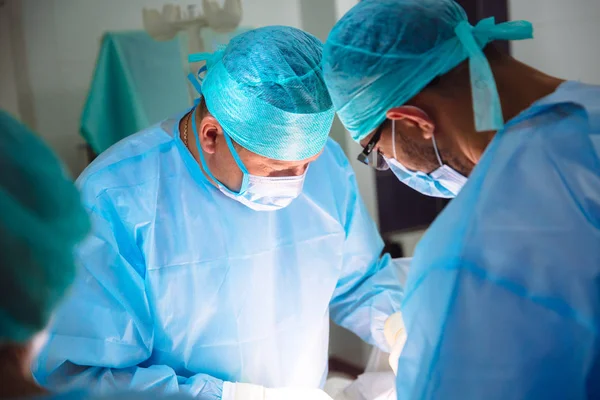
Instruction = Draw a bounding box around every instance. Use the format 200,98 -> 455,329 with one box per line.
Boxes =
32,200 -> 226,400
329,154 -> 404,351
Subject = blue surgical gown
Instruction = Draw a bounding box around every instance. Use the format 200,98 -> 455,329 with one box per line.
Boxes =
29,391 -> 193,400
32,113 -> 403,399
396,81 -> 600,399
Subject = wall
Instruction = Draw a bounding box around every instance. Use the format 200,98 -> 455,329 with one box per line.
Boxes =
509,0 -> 600,84
14,0 -> 302,176
0,2 -> 19,117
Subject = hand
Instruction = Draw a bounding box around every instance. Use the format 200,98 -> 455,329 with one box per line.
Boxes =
223,382 -> 334,400
384,312 -> 407,375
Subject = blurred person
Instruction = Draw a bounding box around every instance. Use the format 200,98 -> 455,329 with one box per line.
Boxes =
323,0 -> 600,398
32,26 -> 405,400
0,110 -> 90,399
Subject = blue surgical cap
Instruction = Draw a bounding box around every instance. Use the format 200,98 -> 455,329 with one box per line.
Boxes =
323,0 -> 533,142
0,110 -> 90,343
189,26 -> 335,161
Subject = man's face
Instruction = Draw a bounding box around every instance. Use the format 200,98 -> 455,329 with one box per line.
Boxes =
222,144 -> 321,192
359,114 -> 440,175
193,111 -> 321,193
358,102 -> 478,179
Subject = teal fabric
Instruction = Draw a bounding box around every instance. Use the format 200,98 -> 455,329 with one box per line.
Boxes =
323,0 -> 533,142
397,82 -> 600,398
81,31 -> 190,154
0,110 -> 89,343
189,26 -> 335,161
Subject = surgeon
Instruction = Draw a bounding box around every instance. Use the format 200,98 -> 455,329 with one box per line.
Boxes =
323,0 -> 600,398
32,26 -> 405,400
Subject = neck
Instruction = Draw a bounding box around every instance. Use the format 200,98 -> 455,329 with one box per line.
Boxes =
0,345 -> 47,399
460,59 -> 564,169
493,58 -> 565,124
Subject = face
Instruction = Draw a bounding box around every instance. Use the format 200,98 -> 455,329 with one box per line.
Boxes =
360,106 -> 440,174
195,114 -> 320,192
359,105 -> 474,177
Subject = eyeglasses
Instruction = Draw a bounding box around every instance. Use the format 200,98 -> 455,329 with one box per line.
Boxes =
357,124 -> 389,171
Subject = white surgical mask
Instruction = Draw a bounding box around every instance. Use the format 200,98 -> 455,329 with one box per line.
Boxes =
386,119 -> 467,198
217,168 -> 308,211
191,109 -> 307,211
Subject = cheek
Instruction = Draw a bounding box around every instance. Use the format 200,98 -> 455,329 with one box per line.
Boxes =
379,136 -> 395,159
397,154 -> 422,172
389,134 -> 426,171
209,147 -> 245,191
222,158 -> 245,191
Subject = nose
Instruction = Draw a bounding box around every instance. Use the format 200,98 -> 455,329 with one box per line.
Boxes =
269,164 -> 308,177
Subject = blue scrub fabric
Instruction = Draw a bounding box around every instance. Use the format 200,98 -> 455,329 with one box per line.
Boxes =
28,391 -> 193,400
32,113 -> 403,399
396,81 -> 600,399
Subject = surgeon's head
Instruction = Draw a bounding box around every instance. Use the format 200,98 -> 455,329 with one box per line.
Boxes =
186,26 -> 334,210
323,0 -> 533,198
0,110 -> 90,397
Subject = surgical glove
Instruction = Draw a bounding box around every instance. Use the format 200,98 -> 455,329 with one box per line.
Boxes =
222,382 -> 334,400
384,312 -> 407,375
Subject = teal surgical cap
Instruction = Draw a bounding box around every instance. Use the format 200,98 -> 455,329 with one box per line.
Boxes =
0,111 -> 90,343
189,26 -> 335,161
323,0 -> 534,142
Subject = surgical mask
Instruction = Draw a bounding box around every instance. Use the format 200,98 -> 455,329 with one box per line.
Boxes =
190,109 -> 307,211
385,119 -> 467,198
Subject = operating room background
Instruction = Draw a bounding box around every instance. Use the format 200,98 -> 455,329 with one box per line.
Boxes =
2,0 -> 600,373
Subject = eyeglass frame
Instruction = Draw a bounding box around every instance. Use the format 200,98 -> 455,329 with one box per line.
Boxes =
356,123 -> 388,171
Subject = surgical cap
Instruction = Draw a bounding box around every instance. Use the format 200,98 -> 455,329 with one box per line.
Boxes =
0,111 -> 90,343
189,26 -> 335,161
323,0 -> 533,142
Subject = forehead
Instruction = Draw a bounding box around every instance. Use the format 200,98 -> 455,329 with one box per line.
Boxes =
239,146 -> 320,168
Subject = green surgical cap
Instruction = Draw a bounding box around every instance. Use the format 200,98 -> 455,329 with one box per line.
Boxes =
188,26 -> 335,161
0,110 -> 90,343
323,0 -> 533,142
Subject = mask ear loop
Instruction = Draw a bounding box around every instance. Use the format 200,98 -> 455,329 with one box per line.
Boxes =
431,133 -> 444,167
186,51 -> 251,195
392,119 -> 398,160
190,105 -> 250,196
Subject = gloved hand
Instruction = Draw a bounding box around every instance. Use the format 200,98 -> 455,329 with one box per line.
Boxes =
384,312 -> 407,375
222,382 -> 334,400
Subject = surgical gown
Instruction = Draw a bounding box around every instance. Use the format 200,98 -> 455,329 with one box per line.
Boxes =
32,113 -> 403,399
396,81 -> 600,399
32,391 -> 193,400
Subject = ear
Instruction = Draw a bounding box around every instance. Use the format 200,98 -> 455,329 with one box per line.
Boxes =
386,106 -> 435,140
199,115 -> 223,154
